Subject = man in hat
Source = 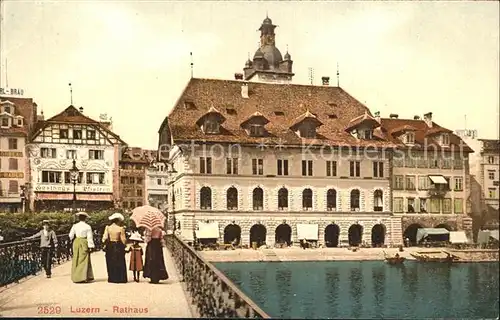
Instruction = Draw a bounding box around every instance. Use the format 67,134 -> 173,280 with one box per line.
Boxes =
24,220 -> 58,278
69,212 -> 95,283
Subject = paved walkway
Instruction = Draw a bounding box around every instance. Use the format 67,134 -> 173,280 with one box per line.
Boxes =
0,247 -> 193,318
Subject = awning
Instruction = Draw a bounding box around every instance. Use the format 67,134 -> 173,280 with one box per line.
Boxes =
195,222 -> 219,239
449,231 -> 469,244
296,224 -> 319,241
428,175 -> 448,184
416,228 -> 449,243
477,230 -> 499,244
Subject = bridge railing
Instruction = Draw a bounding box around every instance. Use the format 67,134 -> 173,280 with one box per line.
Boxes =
166,234 -> 271,319
0,235 -> 73,287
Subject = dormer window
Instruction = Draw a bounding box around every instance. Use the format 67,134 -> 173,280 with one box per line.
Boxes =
290,110 -> 323,139
4,106 -> 11,114
16,118 -> 23,126
405,132 -> 415,144
1,117 -> 9,127
345,112 -> 380,140
358,129 -> 373,140
204,120 -> 220,134
441,133 -> 450,146
249,124 -> 264,137
240,111 -> 269,137
299,124 -> 317,138
196,106 -> 226,135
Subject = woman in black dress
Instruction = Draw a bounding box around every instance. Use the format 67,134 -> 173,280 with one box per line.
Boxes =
102,213 -> 128,283
143,226 -> 168,284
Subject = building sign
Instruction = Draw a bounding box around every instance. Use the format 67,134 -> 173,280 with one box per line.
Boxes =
0,88 -> 25,96
0,172 -> 24,178
0,151 -> 23,157
34,184 -> 111,193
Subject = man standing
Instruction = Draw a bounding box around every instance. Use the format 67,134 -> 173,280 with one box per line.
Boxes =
69,212 -> 95,283
24,220 -> 58,278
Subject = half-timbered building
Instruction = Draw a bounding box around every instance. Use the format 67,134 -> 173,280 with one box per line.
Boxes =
28,105 -> 126,211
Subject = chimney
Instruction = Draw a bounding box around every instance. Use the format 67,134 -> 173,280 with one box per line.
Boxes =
79,106 -> 84,113
234,73 -> 244,80
389,113 -> 399,119
241,82 -> 249,99
414,115 -> 420,120
374,111 -> 381,123
423,112 -> 433,127
321,76 -> 330,86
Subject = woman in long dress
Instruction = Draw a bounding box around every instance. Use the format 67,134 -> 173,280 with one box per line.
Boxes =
102,213 -> 127,283
68,212 -> 95,283
143,226 -> 169,284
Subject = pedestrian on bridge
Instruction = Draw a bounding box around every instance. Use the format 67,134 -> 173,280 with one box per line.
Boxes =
126,232 -> 144,282
24,220 -> 58,278
143,226 -> 169,284
69,212 -> 95,283
102,213 -> 128,283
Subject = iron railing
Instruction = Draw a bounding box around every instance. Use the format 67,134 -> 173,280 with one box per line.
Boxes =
166,234 -> 271,319
0,235 -> 72,287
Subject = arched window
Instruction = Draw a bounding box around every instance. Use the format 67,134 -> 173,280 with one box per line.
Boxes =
227,187 -> 238,210
327,189 -> 337,211
373,189 -> 383,211
253,187 -> 264,210
200,187 -> 212,210
350,189 -> 360,211
278,187 -> 288,210
302,188 -> 313,210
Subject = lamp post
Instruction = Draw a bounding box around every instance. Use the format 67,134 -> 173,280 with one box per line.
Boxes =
166,162 -> 177,233
20,185 -> 26,213
69,159 -> 79,214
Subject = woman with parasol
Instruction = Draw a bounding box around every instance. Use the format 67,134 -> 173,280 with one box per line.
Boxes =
131,205 -> 169,284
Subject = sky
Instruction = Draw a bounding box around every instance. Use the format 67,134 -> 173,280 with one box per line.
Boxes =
0,0 -> 498,149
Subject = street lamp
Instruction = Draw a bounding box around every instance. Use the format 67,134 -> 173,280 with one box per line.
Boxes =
166,162 -> 177,233
69,159 -> 79,214
20,185 -> 26,213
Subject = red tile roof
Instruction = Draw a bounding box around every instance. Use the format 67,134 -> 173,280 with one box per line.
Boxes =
31,105 -> 125,144
162,78 -> 397,149
120,147 -> 157,164
344,111 -> 380,132
376,117 -> 473,152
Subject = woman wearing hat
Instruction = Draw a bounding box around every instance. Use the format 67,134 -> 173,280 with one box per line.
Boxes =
24,220 -> 58,278
102,213 -> 127,283
68,212 -> 95,283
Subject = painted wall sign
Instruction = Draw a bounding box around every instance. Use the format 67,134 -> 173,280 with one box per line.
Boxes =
0,151 -> 24,157
0,172 -> 24,178
34,184 -> 111,193
0,88 -> 25,96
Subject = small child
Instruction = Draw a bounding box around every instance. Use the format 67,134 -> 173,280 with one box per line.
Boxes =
126,232 -> 144,282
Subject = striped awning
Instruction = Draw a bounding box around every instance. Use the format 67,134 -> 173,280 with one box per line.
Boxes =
195,222 -> 219,239
296,224 -> 319,241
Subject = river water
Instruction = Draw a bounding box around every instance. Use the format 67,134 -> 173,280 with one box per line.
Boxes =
215,261 -> 499,319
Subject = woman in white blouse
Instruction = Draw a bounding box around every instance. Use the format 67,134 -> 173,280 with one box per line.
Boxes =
68,212 -> 95,283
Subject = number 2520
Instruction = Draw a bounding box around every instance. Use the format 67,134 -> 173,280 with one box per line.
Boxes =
38,305 -> 62,314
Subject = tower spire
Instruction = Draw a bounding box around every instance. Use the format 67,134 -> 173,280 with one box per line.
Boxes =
336,63 -> 340,87
190,52 -> 194,78
68,82 -> 73,105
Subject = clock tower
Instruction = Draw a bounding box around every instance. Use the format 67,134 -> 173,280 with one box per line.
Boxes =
241,15 -> 294,84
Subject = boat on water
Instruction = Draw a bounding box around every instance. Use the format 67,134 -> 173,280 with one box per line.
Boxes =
410,251 -> 459,263
383,251 -> 406,265
385,256 -> 406,265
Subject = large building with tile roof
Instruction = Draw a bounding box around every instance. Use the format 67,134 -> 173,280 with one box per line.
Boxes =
157,15 -> 476,247
0,95 -> 38,212
28,105 -> 126,212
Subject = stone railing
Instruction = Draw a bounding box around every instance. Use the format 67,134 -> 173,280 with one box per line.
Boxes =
0,235 -> 72,287
166,234 -> 271,319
